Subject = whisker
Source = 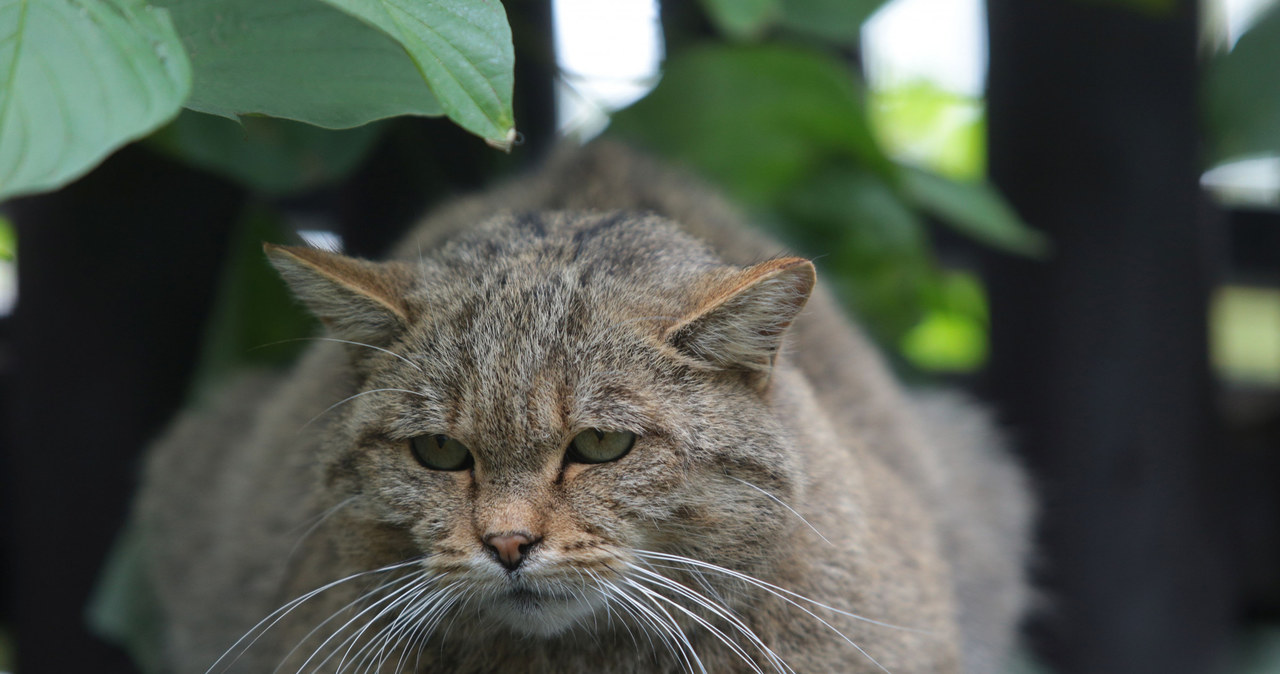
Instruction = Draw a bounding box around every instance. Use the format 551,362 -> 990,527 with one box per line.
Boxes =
287,496 -> 360,562
296,570 -> 436,674
608,581 -> 707,674
360,579 -> 461,674
300,388 -> 432,432
205,557 -> 423,674
252,337 -> 423,373
725,475 -> 833,546
624,578 -> 764,674
340,574 -> 441,673
399,583 -> 464,674
635,551 -> 902,674
272,570 -> 425,673
634,550 -> 927,634
627,566 -> 793,674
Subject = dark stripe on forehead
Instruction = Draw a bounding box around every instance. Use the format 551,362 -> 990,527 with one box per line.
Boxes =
570,212 -> 631,248
513,211 -> 547,238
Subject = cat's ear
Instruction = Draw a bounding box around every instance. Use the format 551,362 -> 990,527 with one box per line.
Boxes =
664,258 -> 816,374
265,243 -> 417,345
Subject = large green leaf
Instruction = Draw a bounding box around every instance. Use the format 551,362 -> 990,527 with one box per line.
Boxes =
319,0 -> 516,149
149,111 -> 384,195
0,0 -> 191,201
611,45 -> 892,206
155,0 -> 442,130
698,0 -> 780,40
1204,5 -> 1280,165
900,167 -> 1048,257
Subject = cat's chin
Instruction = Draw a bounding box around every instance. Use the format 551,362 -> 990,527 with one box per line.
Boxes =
484,587 -> 605,638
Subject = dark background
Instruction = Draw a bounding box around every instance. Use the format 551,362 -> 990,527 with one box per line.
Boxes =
4,1 -> 1280,673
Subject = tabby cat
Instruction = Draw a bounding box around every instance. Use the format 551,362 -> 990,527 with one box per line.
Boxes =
135,144 -> 1032,673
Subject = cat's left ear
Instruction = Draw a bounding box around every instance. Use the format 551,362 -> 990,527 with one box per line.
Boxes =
265,244 -> 417,345
664,257 -> 816,375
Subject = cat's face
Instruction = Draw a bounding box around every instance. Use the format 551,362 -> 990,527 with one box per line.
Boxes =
269,213 -> 817,638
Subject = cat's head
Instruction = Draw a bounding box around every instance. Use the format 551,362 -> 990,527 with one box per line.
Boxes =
267,211 -> 816,637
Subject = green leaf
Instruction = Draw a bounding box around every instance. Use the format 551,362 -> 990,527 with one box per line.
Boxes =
0,213 -> 14,261
1204,5 -> 1280,164
779,0 -> 887,44
0,0 -> 191,201
869,80 -> 985,180
698,0 -> 780,40
900,167 -> 1048,257
318,0 -> 516,149
155,0 -> 442,130
780,164 -> 934,344
149,111 -> 384,195
1073,0 -> 1177,16
611,45 -> 892,207
190,204 -> 315,395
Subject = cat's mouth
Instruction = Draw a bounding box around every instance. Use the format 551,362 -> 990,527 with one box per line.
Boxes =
506,586 -> 570,604
484,581 -> 605,637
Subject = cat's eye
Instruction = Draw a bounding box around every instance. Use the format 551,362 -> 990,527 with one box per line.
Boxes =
567,429 -> 636,464
410,434 -> 473,471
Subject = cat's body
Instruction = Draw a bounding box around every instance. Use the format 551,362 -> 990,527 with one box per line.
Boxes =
136,144 -> 1031,673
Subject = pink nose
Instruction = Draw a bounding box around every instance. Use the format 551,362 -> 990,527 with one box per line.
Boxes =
484,532 -> 541,571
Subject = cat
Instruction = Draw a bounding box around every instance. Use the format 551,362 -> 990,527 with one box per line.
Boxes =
134,143 -> 1033,673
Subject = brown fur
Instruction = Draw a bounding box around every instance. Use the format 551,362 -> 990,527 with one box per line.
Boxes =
135,143 -> 1032,673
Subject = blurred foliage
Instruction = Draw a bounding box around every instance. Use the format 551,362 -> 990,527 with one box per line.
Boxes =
1204,4 -> 1280,165
87,519 -> 163,674
776,0 -> 884,44
697,0 -> 884,44
1211,286 -> 1280,386
1075,0 -> 1178,15
697,0 -> 779,40
610,42 -> 1040,369
189,206 -> 315,396
869,80 -> 985,180
148,112 -> 386,195
0,214 -> 14,262
899,271 -> 988,371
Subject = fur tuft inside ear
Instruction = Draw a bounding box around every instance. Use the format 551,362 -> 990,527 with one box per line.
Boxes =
264,243 -> 416,345
665,258 -> 816,373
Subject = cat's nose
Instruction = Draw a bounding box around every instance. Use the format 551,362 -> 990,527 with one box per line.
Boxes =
483,532 -> 541,571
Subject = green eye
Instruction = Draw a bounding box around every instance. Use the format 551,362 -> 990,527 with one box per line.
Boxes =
410,434 -> 473,471
568,429 -> 636,464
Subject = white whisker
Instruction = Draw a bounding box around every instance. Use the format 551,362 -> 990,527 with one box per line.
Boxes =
205,557 -> 422,674
300,388 -> 432,432
635,550 -> 926,634
725,475 -> 833,546
623,577 -> 766,674
609,580 -> 707,674
253,337 -> 423,372
296,570 -> 436,674
627,565 -> 794,674
287,496 -> 360,562
634,550 -> 906,674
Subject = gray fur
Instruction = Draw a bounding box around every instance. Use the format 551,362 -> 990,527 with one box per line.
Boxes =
134,144 -> 1032,673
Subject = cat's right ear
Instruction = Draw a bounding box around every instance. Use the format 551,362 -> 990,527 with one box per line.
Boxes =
664,257 -> 816,376
265,244 -> 417,345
